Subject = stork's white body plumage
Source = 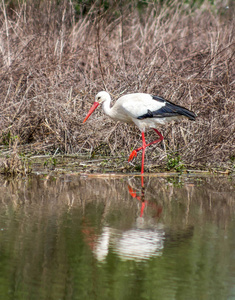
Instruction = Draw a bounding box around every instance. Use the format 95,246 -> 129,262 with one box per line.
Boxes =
100,92 -> 185,129
83,91 -> 196,175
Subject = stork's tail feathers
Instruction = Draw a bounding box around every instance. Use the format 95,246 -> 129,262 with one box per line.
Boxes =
167,103 -> 196,121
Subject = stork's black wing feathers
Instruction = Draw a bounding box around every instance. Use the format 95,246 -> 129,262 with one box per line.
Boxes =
137,96 -> 196,121
152,95 -> 166,103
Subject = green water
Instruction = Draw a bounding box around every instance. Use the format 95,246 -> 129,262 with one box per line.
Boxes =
0,174 -> 234,300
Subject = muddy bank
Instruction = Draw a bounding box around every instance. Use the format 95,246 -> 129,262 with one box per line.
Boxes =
0,152 -> 234,177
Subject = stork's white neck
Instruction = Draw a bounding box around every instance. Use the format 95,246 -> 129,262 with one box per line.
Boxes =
99,92 -> 123,122
102,98 -> 113,119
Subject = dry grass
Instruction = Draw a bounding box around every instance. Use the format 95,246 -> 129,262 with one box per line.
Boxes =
0,138 -> 31,176
0,0 -> 234,170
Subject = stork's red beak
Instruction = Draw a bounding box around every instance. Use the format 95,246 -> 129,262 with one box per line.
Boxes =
83,102 -> 100,123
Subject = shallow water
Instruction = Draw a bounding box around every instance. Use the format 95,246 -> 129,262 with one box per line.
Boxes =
0,174 -> 234,300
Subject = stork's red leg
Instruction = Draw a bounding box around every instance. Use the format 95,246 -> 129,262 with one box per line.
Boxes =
141,175 -> 144,187
141,132 -> 146,174
146,129 -> 164,147
128,128 -> 164,170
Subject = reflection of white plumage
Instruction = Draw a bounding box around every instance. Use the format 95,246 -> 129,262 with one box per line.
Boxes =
83,91 -> 196,173
93,225 -> 165,262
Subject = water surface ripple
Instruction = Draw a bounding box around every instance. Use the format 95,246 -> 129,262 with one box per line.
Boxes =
0,174 -> 234,300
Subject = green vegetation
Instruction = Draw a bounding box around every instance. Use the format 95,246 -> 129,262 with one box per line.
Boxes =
44,157 -> 57,168
166,153 -> 185,172
1,131 -> 18,147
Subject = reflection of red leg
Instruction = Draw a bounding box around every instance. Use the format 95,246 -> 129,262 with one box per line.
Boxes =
128,129 -> 164,173
128,184 -> 163,219
140,201 -> 146,217
128,185 -> 138,198
128,185 -> 146,217
81,218 -> 97,250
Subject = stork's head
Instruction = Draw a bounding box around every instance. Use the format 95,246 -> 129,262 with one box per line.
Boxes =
83,91 -> 111,123
95,91 -> 111,104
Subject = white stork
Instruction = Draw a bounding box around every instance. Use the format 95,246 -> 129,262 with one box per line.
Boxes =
83,91 -> 196,174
